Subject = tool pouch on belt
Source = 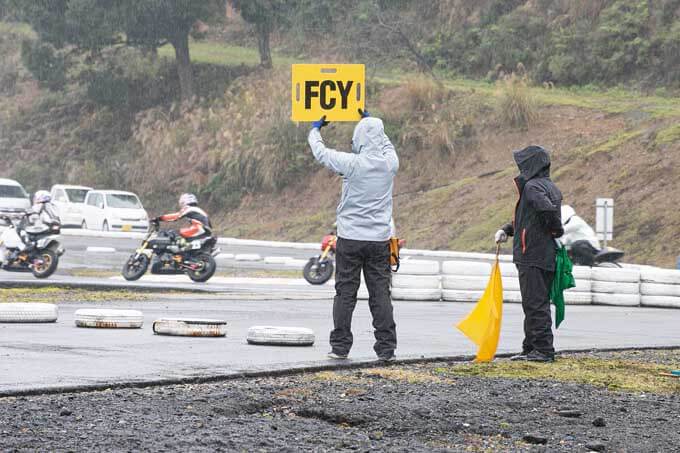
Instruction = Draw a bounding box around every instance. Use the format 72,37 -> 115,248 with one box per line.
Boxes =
389,237 -> 400,272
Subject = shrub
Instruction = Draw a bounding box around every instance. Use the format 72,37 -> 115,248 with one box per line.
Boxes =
20,40 -> 66,91
496,72 -> 536,130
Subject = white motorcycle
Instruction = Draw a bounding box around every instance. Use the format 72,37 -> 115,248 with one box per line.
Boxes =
0,214 -> 64,279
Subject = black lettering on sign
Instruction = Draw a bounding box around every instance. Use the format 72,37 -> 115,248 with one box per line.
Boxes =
320,80 -> 336,109
336,81 -> 353,109
305,81 -> 319,109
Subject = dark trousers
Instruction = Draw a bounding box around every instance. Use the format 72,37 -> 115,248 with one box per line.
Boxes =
517,265 -> 555,355
330,237 -> 397,357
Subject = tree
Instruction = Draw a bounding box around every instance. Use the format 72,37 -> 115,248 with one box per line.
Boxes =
234,0 -> 290,69
13,0 -> 217,101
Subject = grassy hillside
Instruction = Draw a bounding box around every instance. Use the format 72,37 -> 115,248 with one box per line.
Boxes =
1,16 -> 680,267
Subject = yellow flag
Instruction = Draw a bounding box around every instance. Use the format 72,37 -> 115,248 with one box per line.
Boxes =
456,260 -> 504,362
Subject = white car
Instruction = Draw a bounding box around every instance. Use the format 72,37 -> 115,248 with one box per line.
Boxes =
50,184 -> 93,227
0,178 -> 31,221
81,190 -> 149,232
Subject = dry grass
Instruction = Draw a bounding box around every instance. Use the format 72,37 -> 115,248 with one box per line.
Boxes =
495,72 -> 537,130
0,287 -> 150,303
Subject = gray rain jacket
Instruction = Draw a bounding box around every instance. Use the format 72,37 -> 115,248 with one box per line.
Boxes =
308,117 -> 399,242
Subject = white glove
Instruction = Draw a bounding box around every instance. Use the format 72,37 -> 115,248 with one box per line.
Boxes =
495,229 -> 508,243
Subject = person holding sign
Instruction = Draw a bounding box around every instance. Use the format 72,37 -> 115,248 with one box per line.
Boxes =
495,145 -> 564,363
308,109 -> 399,362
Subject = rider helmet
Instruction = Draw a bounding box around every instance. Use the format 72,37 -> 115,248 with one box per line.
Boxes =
179,193 -> 198,209
33,190 -> 51,204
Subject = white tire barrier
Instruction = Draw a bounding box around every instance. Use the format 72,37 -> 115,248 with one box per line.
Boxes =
397,259 -> 440,275
442,290 -> 484,302
74,309 -> 143,328
442,261 -> 490,276
358,286 -> 369,300
567,278 -> 592,293
564,292 -> 592,305
153,318 -> 227,337
640,268 -> 680,285
503,291 -> 522,303
640,283 -> 680,297
247,326 -> 315,346
0,303 -> 58,323
592,293 -> 640,306
640,295 -> 680,309
591,281 -> 639,295
392,274 -> 440,289
391,287 -> 442,301
591,267 -> 640,283
502,277 -> 521,292
442,275 -> 487,291
234,254 -> 262,262
499,262 -> 518,277
572,266 -> 592,280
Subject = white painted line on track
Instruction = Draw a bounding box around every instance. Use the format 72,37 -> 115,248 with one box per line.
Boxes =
264,256 -> 293,264
86,246 -> 116,253
234,254 -> 262,262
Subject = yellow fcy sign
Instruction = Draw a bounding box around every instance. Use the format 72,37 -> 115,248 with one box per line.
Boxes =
291,64 -> 365,122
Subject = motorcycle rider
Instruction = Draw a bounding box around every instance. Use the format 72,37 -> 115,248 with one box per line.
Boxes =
153,193 -> 212,248
3,190 -> 60,262
561,205 -> 601,266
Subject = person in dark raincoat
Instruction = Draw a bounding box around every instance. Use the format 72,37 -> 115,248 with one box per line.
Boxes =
495,145 -> 563,362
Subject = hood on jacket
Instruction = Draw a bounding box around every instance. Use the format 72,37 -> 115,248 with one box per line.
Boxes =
513,145 -> 551,180
351,117 -> 385,154
561,205 -> 575,223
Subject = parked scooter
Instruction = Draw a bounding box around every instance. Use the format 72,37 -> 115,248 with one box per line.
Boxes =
561,205 -> 624,267
0,213 -> 64,278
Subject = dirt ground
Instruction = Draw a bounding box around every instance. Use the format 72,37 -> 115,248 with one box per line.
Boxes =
1,349 -> 678,452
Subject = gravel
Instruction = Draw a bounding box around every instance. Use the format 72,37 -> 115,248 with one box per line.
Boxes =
0,349 -> 678,452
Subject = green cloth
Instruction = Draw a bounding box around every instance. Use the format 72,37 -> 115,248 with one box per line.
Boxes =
550,245 -> 575,328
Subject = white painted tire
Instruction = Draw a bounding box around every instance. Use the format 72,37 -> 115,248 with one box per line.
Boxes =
499,262 -> 518,277
153,318 -> 227,337
0,303 -> 58,323
591,267 -> 640,283
442,275 -> 488,290
640,268 -> 680,285
74,309 -> 143,328
592,293 -> 640,306
572,266 -> 592,280
640,295 -> 680,308
591,281 -> 639,295
564,292 -> 592,305
442,290 -> 484,302
358,286 -> 369,300
442,261 -> 490,276
503,277 -> 521,291
640,283 -> 680,297
247,326 -> 315,346
503,291 -> 522,303
397,259 -> 440,275
234,254 -> 262,262
391,287 -> 441,301
567,278 -> 592,293
392,274 -> 440,289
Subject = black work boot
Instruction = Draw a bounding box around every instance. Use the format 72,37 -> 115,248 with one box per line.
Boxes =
510,350 -> 532,361
525,350 -> 555,363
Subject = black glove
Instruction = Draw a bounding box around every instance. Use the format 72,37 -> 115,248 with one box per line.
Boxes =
312,115 -> 329,130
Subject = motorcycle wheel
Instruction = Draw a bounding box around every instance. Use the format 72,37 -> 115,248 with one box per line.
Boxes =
187,253 -> 216,283
303,257 -> 334,285
122,254 -> 150,281
32,250 -> 59,279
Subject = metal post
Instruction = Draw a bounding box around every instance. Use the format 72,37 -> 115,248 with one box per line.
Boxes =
603,200 -> 608,249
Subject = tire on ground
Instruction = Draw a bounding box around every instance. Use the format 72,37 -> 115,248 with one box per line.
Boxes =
0,303 -> 58,323
568,278 -> 592,293
591,293 -> 640,306
74,309 -> 143,328
591,267 -> 640,283
564,292 -> 592,305
640,295 -> 680,308
392,274 -> 440,289
247,326 -> 315,346
397,259 -> 440,275
640,268 -> 680,285
640,283 -> 680,297
503,291 -> 522,303
441,276 -> 488,291
441,290 -> 484,302
153,318 -> 227,337
391,287 -> 442,301
442,261 -> 490,276
571,266 -> 592,280
591,281 -> 639,294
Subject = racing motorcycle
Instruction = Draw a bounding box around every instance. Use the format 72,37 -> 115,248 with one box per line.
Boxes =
0,214 -> 64,279
122,219 -> 218,282
303,232 -> 336,285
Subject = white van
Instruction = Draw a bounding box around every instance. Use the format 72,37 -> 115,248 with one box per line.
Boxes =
81,190 -> 149,232
50,184 -> 93,227
0,178 -> 31,221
